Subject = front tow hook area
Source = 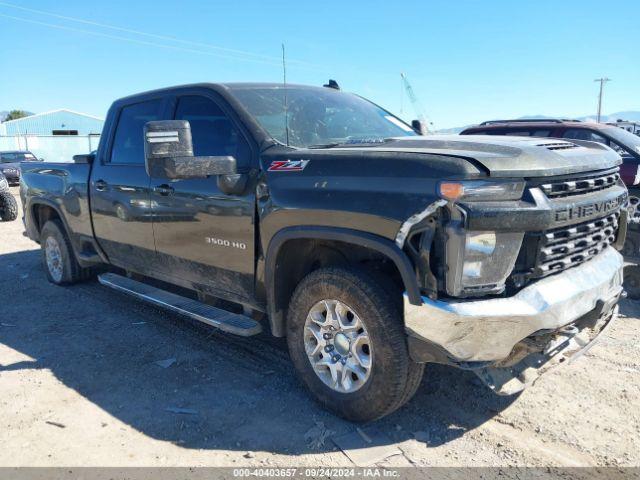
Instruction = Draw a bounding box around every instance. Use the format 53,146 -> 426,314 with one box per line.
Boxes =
475,295 -> 621,395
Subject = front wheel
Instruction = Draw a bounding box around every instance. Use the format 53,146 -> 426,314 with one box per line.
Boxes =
287,267 -> 424,422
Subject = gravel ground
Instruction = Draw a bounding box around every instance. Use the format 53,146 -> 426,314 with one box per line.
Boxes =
1,186 -> 639,467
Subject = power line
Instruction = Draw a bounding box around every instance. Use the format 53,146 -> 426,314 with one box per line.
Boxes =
0,12 -> 295,66
0,1 -> 320,68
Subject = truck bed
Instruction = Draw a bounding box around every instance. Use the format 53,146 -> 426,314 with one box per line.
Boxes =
20,161 -> 94,250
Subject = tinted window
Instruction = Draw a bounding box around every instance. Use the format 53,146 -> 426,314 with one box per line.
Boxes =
1,152 -> 35,162
464,130 -> 503,135
174,95 -> 250,168
503,129 -> 552,137
531,130 -> 552,137
110,99 -> 164,164
562,129 -> 608,144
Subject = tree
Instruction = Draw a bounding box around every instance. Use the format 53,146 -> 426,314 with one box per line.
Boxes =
4,110 -> 29,121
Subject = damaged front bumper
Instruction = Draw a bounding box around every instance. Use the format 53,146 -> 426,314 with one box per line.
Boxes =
405,246 -> 624,394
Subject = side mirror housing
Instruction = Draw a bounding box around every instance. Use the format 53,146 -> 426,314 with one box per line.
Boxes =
144,120 -> 237,179
411,119 -> 427,135
73,153 -> 95,164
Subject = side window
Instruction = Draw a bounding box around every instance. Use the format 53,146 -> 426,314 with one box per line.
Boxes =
110,99 -> 164,164
174,95 -> 250,169
467,130 -> 503,135
531,130 -> 552,137
504,130 -> 552,137
562,129 -> 608,145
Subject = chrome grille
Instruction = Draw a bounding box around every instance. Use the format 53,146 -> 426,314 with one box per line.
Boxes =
539,170 -> 620,198
533,213 -> 619,277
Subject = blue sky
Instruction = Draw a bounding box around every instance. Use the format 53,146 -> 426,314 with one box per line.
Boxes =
0,0 -> 638,129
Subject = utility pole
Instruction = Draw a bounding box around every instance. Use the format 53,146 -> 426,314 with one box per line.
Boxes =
594,77 -> 611,123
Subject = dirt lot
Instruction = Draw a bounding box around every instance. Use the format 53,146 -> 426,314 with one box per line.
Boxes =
1,186 -> 639,467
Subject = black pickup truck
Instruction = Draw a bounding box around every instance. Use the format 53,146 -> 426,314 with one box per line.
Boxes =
21,83 -> 628,421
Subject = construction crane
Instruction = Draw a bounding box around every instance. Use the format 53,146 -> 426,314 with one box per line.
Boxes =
400,73 -> 433,134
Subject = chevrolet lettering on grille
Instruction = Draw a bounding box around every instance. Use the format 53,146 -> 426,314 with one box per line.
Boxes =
554,194 -> 627,222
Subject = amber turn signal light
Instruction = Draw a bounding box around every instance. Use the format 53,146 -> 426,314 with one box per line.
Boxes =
439,182 -> 464,201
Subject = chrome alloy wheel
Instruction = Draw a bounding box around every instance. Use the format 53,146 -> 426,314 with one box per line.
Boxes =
45,236 -> 63,283
303,299 -> 372,393
628,196 -> 640,223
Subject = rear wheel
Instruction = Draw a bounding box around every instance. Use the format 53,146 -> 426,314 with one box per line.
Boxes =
0,191 -> 18,221
287,267 -> 424,422
40,219 -> 93,285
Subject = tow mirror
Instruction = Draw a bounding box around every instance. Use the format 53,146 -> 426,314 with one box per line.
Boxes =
411,119 -> 427,135
143,120 -> 237,179
73,153 -> 95,164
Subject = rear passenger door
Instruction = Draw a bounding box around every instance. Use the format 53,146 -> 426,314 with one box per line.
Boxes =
90,98 -> 169,273
149,93 -> 257,303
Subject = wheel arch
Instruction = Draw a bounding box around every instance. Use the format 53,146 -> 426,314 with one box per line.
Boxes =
29,199 -> 66,239
264,226 -> 421,337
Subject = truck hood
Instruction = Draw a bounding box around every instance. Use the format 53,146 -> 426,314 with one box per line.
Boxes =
327,135 -> 622,178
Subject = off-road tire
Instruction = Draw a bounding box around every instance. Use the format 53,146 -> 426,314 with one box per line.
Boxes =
0,191 -> 18,221
40,219 -> 93,285
287,267 -> 424,422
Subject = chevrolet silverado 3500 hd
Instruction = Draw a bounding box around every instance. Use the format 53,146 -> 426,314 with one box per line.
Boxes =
21,83 -> 628,421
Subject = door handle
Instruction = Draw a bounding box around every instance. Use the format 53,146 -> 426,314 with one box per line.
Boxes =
153,184 -> 174,196
94,179 -> 108,191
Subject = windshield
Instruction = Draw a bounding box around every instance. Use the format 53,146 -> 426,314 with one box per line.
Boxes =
1,152 -> 36,163
228,86 -> 416,148
604,127 -> 640,156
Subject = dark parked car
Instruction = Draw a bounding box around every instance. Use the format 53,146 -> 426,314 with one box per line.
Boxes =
461,119 -> 640,218
0,171 -> 18,221
0,150 -> 38,185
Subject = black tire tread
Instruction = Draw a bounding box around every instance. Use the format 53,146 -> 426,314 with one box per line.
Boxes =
40,219 -> 93,284
0,190 -> 18,222
287,267 -> 423,422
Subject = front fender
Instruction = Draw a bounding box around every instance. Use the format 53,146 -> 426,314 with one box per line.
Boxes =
263,225 -> 421,336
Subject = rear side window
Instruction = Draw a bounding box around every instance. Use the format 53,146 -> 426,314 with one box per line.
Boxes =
174,95 -> 250,169
110,99 -> 164,164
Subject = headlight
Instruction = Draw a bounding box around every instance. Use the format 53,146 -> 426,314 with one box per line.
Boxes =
445,228 -> 524,296
439,180 -> 525,202
0,177 -> 7,189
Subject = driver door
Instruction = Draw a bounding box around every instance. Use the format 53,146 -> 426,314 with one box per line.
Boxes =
149,93 -> 257,303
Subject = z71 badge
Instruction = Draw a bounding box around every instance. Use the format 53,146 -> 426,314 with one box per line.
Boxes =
268,160 -> 310,172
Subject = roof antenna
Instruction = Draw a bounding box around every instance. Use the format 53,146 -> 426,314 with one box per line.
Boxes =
282,43 -> 290,146
323,79 -> 340,90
